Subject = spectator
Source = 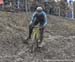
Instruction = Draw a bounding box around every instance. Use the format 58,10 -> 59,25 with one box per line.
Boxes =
0,0 -> 4,10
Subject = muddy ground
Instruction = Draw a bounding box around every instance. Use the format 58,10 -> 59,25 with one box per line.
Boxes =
0,11 -> 75,62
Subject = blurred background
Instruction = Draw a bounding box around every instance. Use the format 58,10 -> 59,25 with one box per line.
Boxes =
0,0 -> 75,19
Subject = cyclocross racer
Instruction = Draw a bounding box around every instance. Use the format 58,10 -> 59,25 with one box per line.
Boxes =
25,7 -> 48,44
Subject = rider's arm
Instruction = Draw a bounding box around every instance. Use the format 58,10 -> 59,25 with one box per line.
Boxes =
30,12 -> 37,24
32,12 -> 37,22
43,12 -> 47,27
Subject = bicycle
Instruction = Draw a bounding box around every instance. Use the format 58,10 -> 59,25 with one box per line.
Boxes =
31,26 -> 41,52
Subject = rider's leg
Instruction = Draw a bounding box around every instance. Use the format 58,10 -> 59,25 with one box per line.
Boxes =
27,21 -> 39,40
40,27 -> 44,43
28,24 -> 33,39
25,24 -> 33,42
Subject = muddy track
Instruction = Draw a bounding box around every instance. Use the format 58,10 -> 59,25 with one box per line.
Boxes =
0,11 -> 75,62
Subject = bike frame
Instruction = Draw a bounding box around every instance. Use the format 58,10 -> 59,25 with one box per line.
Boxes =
32,27 -> 40,41
31,27 -> 41,52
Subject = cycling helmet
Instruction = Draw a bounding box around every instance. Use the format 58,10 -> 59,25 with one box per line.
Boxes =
36,7 -> 43,12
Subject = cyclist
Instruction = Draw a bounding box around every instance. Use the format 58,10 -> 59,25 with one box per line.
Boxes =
25,7 -> 48,44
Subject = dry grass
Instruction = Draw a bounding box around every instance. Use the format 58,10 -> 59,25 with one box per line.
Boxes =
64,22 -> 75,31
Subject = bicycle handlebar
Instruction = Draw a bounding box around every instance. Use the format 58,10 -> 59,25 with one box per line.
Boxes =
33,26 -> 42,28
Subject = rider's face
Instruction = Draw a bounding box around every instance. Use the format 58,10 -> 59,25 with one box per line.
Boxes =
37,10 -> 42,15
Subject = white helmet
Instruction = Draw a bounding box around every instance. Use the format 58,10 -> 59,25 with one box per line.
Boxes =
36,7 -> 43,11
